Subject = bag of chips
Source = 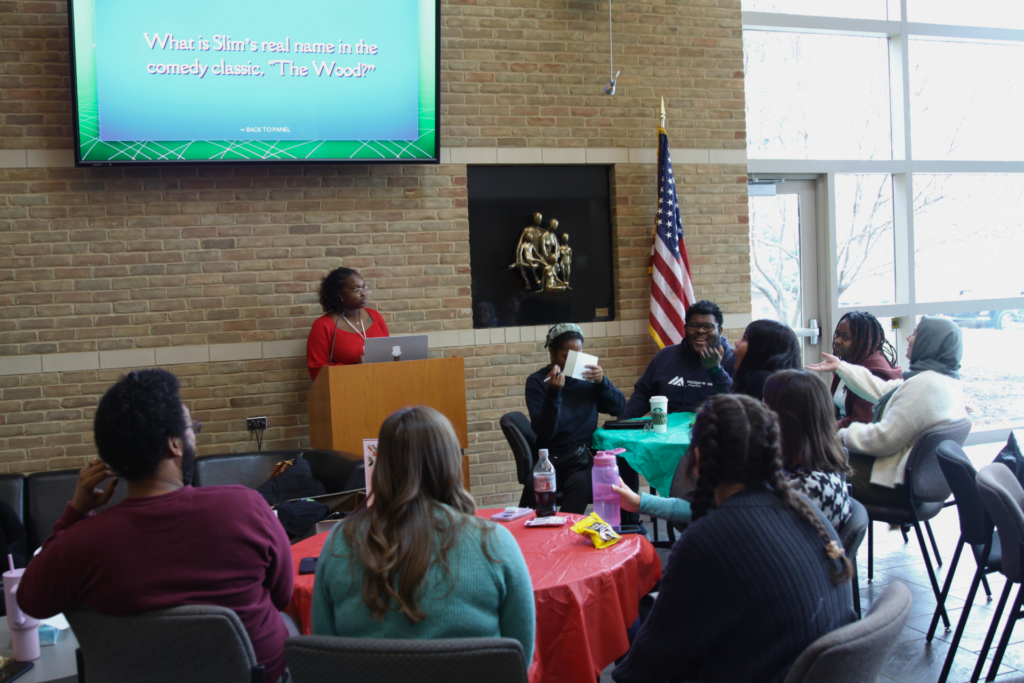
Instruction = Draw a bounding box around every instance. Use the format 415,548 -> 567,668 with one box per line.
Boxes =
571,512 -> 621,549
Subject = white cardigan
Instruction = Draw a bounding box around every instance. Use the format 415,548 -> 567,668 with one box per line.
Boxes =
835,362 -> 968,488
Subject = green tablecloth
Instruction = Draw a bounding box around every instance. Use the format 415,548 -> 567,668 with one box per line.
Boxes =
591,412 -> 695,496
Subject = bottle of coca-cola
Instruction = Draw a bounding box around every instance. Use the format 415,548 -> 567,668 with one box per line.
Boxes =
533,449 -> 557,517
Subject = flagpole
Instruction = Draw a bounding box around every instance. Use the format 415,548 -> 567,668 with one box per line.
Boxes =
660,97 -> 666,130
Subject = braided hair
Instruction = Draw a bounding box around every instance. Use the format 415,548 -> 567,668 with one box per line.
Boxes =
837,311 -> 897,367
686,394 -> 854,584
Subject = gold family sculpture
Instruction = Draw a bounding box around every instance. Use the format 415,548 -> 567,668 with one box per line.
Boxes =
510,213 -> 572,292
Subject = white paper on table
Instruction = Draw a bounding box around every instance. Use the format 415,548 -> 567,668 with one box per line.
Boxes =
362,439 -> 378,496
563,350 -> 599,380
40,613 -> 69,630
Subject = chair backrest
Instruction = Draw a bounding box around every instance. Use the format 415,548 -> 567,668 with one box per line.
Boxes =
195,449 -> 364,493
285,636 -> 528,683
936,440 -> 992,546
906,418 -> 972,502
499,412 -> 537,486
66,605 -> 264,683
838,498 -> 869,561
25,469 -> 128,553
783,582 -> 912,683
0,474 -> 25,523
977,463 -> 1024,583
195,449 -> 307,489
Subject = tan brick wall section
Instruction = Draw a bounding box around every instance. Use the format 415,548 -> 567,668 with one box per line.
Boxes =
0,0 -> 749,507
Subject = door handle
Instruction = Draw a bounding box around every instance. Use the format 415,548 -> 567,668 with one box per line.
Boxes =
792,318 -> 819,346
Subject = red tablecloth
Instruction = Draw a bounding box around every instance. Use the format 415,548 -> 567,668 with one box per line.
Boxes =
285,509 -> 662,683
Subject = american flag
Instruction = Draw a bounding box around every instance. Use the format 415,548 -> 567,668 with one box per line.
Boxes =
649,126 -> 696,348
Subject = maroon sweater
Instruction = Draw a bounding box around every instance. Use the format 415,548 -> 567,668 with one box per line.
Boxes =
831,350 -> 904,428
17,486 -> 293,682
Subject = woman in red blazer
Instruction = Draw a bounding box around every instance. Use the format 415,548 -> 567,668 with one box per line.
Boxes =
829,312 -> 903,428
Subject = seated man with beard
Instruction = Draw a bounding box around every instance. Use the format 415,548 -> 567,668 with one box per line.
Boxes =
623,299 -> 737,418
17,369 -> 294,683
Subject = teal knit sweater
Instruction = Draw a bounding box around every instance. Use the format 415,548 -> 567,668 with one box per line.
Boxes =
311,507 -> 536,662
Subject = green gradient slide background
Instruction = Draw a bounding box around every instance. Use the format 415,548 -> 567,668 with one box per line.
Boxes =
70,0 -> 438,163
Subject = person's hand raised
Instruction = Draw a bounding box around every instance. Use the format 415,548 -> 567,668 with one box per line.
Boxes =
806,352 -> 841,373
699,347 -> 722,370
611,477 -> 641,513
546,364 -> 565,390
581,364 -> 604,384
71,458 -> 118,515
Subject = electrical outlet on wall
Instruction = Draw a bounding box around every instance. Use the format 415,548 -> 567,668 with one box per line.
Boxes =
247,417 -> 267,431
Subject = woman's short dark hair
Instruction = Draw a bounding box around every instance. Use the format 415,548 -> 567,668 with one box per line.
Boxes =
732,319 -> 801,396
762,370 -> 852,476
93,369 -> 186,481
319,267 -> 359,314
685,300 -> 724,327
836,311 -> 897,367
687,394 -> 853,584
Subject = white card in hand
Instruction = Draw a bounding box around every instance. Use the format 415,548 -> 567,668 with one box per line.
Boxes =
564,349 -> 599,380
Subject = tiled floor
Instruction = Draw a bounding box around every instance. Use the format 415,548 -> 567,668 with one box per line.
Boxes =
601,442 -> 1024,683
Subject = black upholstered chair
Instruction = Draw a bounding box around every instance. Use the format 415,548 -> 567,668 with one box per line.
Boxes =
858,417 -> 972,631
25,469 -> 128,553
194,448 -> 364,493
67,605 -> 265,683
782,582 -> 912,683
0,473 -> 26,523
285,636 -> 528,683
930,441 -> 1001,683
499,412 -> 540,509
973,463 -> 1024,683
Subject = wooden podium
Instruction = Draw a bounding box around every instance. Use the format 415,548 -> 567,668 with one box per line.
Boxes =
308,357 -> 470,484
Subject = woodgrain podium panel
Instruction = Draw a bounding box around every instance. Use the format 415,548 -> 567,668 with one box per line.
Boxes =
308,357 -> 470,484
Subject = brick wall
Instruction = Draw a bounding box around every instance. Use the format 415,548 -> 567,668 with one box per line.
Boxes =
0,0 -> 749,506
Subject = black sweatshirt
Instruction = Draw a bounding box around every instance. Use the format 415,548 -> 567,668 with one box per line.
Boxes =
525,366 -> 627,453
614,488 -> 856,683
623,338 -> 736,419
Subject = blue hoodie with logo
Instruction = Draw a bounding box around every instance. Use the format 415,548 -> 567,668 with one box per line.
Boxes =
622,338 -> 737,419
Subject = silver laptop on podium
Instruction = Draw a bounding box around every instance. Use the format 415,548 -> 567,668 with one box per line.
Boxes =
363,335 -> 429,364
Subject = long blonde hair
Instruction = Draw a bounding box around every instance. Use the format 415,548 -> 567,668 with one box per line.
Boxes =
337,406 -> 490,622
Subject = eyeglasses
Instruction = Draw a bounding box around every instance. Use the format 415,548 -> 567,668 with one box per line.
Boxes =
345,286 -> 371,295
187,421 -> 202,434
685,323 -> 718,333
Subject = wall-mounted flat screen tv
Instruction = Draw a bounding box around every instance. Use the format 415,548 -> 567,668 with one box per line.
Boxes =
68,0 -> 440,166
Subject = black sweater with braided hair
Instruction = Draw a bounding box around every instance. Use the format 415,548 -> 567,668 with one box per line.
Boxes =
614,487 -> 856,683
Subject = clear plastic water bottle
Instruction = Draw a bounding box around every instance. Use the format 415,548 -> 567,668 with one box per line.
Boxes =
591,451 -> 621,528
533,449 -> 557,516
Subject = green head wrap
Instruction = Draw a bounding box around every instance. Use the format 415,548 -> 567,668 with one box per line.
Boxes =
545,323 -> 584,348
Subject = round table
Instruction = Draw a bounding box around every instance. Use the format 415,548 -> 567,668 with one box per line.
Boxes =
592,412 -> 695,495
285,509 -> 662,683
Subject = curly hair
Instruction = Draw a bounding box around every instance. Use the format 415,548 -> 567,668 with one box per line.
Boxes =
93,369 -> 186,481
685,300 -> 724,327
686,394 -> 854,584
319,267 -> 359,314
836,311 -> 897,367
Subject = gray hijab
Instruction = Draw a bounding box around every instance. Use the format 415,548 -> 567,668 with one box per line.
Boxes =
872,316 -> 962,421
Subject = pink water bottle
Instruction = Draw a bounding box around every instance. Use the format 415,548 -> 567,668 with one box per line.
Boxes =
4,556 -> 39,661
591,451 -> 621,529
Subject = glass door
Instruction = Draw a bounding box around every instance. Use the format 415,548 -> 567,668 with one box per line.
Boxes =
748,180 -> 821,364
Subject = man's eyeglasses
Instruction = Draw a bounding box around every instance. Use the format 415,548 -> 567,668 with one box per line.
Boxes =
685,323 -> 718,333
345,286 -> 371,295
187,421 -> 202,434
